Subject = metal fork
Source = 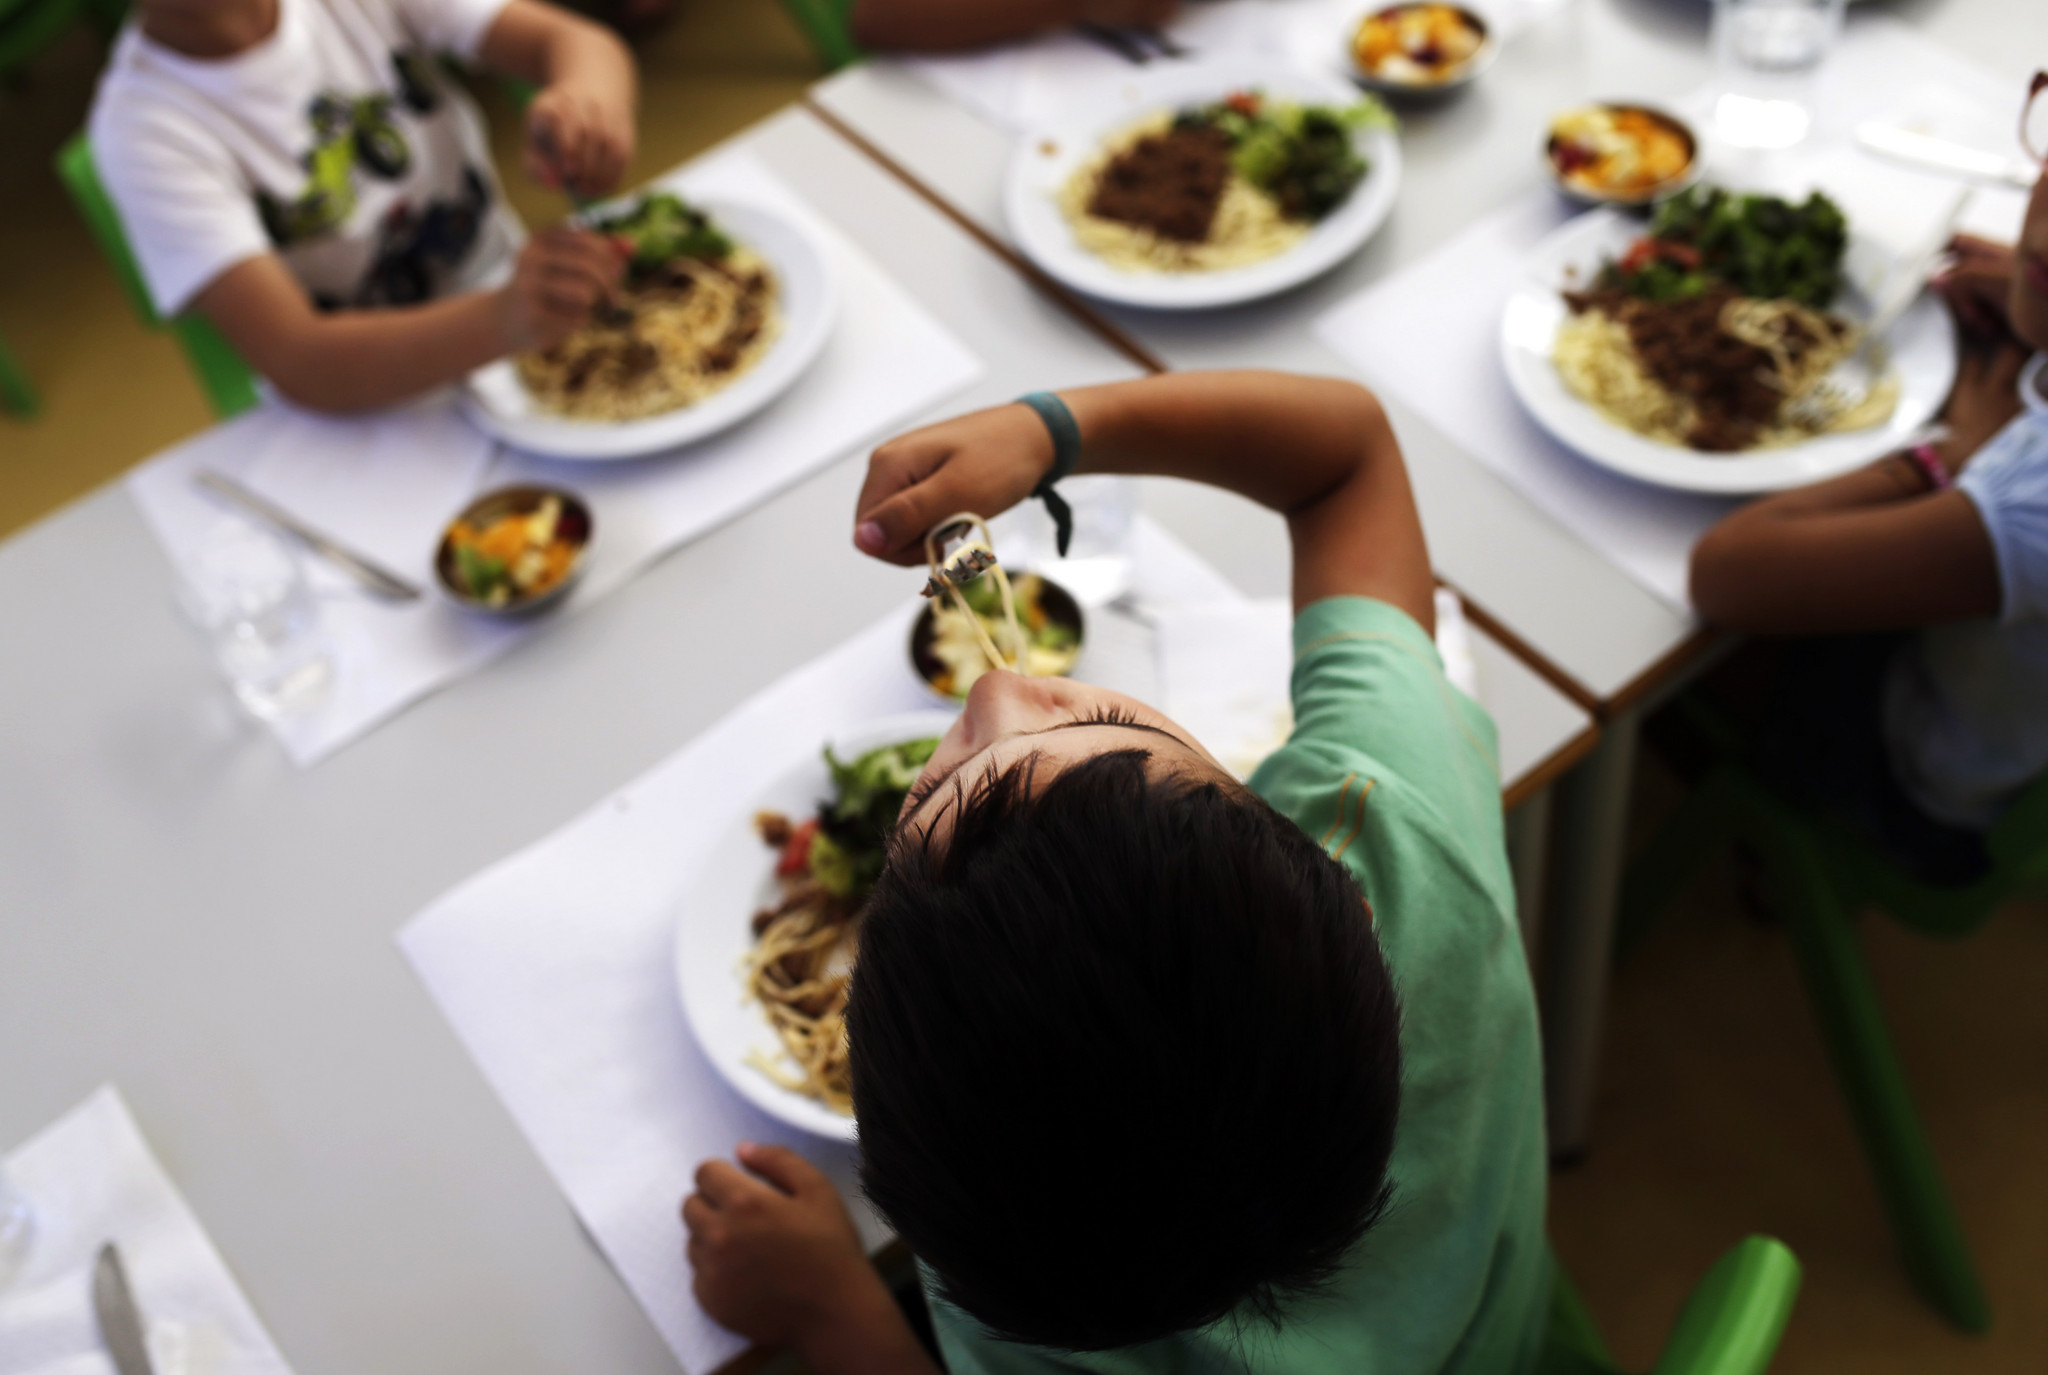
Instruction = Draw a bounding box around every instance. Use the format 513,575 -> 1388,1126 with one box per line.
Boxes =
1077,23 -> 1190,63
1787,189 -> 1969,430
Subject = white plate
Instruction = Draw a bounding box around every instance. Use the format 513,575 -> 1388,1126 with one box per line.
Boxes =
461,196 -> 838,461
672,710 -> 959,1141
1005,60 -> 1402,311
1500,208 -> 1957,495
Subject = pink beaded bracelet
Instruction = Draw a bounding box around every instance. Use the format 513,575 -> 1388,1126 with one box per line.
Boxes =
1904,443 -> 1952,491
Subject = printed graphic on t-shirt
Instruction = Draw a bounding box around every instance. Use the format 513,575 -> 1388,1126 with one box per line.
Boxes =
253,47 -> 491,308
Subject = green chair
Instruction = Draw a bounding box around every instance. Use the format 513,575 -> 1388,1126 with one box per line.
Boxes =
1622,693 -> 2048,1334
54,133 -> 261,420
1540,1237 -> 1801,1375
777,0 -> 861,71
0,332 -> 37,418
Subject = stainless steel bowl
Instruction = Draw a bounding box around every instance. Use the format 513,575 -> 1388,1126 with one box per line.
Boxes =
1348,3 -> 1500,97
434,484 -> 594,617
908,572 -> 1086,702
1544,103 -> 1702,208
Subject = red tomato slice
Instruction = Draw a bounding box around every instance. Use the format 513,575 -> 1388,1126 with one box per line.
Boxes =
776,818 -> 819,877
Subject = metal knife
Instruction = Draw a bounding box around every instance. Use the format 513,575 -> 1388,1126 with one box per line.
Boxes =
194,469 -> 423,601
1856,123 -> 2039,191
93,1242 -> 158,1375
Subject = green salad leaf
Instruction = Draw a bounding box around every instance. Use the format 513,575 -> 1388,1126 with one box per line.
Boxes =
1613,185 -> 1849,309
809,737 -> 941,898
1179,92 -> 1394,224
592,192 -> 734,280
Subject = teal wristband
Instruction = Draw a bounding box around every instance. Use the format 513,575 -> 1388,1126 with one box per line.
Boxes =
1017,391 -> 1080,557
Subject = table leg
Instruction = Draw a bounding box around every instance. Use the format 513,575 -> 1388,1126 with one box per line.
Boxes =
1504,785 -> 1553,963
1541,706 -> 1640,1162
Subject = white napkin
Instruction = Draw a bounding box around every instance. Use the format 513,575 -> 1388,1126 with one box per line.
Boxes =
396,517 -> 1237,1375
0,1087 -> 292,1375
127,150 -> 983,768
1314,20 -> 2029,611
900,0 -> 1550,134
1158,588 -> 1479,780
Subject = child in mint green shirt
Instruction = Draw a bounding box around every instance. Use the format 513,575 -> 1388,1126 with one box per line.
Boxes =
678,373 -> 1548,1375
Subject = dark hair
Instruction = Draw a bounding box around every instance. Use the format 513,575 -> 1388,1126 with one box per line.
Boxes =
848,749 -> 1403,1353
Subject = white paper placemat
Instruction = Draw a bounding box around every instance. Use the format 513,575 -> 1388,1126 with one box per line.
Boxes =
0,1087 -> 292,1375
128,149 -> 983,767
1313,19 -> 2032,610
396,517 -> 1244,1375
900,0 -> 1549,133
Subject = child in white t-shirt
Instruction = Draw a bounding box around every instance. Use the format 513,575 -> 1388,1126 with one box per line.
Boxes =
1690,78 -> 2048,882
91,0 -> 636,413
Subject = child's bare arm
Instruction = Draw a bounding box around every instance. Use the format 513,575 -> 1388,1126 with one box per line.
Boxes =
191,229 -> 620,413
1688,343 -> 2025,633
851,371 -> 1436,632
683,1145 -> 941,1375
478,0 -> 637,197
849,0 -> 1175,53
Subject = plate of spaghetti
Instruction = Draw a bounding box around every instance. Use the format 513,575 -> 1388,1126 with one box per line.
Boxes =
673,712 -> 956,1139
1501,185 -> 1957,494
462,191 -> 836,461
1006,60 -> 1400,310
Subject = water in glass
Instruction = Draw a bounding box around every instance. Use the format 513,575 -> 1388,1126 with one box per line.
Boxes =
1711,0 -> 1846,149
177,518 -> 335,720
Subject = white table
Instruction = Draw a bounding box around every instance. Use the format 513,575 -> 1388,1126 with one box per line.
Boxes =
809,0 -> 2047,1151
0,105 -> 1592,1375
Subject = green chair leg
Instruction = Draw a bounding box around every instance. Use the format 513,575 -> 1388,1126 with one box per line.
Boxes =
172,314 -> 260,418
1749,787 -> 1992,1333
0,332 -> 36,418
1615,765 -> 1741,962
1539,1260 -> 1616,1375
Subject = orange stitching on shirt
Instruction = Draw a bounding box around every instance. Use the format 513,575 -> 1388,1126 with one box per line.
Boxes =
1319,773 -> 1359,847
1330,778 -> 1376,863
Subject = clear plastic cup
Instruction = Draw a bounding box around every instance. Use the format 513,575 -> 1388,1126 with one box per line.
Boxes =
992,476 -> 1140,607
1710,0 -> 1847,150
175,519 -> 335,720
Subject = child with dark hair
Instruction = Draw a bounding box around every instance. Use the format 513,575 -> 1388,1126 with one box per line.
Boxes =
1689,81 -> 2048,883
681,372 -> 1547,1375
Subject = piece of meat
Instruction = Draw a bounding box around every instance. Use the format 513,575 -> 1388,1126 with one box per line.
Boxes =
1087,122 -> 1233,244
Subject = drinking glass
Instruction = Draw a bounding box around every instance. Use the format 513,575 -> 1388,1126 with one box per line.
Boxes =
0,1164 -> 34,1285
175,518 -> 335,720
1710,0 -> 1847,150
994,476 -> 1139,606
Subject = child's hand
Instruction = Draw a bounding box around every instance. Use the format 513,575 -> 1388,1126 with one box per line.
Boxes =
1940,337 -> 2028,473
1934,234 -> 2018,342
852,403 -> 1059,564
495,228 -> 626,352
524,81 -> 635,199
681,1143 -> 884,1354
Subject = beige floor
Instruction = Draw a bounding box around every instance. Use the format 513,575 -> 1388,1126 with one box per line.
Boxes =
4,9 -> 2047,1375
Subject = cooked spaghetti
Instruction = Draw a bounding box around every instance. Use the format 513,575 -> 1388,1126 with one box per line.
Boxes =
744,737 -> 938,1114
1552,186 -> 1897,453
516,246 -> 781,421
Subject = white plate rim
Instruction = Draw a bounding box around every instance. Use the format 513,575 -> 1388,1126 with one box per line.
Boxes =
1499,207 -> 1958,495
672,709 -> 960,1141
1004,60 -> 1403,311
459,195 -> 838,461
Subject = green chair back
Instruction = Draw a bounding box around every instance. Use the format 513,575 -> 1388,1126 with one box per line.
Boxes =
1539,1238 -> 1801,1375
55,133 -> 261,420
777,0 -> 862,71
0,332 -> 38,418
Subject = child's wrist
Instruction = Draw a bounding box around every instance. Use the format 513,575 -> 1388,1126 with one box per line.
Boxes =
788,1264 -> 904,1369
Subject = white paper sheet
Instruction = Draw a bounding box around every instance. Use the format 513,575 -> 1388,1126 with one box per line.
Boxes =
395,518 -> 1240,1375
1314,20 -> 2032,610
0,1087 -> 293,1375
128,150 -> 983,767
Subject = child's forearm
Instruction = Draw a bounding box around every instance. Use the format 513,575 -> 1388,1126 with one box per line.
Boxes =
1060,372 -> 1435,620
850,0 -> 1083,51
1061,372 -> 1383,514
481,0 -> 636,97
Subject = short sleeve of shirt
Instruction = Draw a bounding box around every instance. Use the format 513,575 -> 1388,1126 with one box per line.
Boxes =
89,93 -> 273,318
389,0 -> 514,59
1958,409 -> 2048,625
